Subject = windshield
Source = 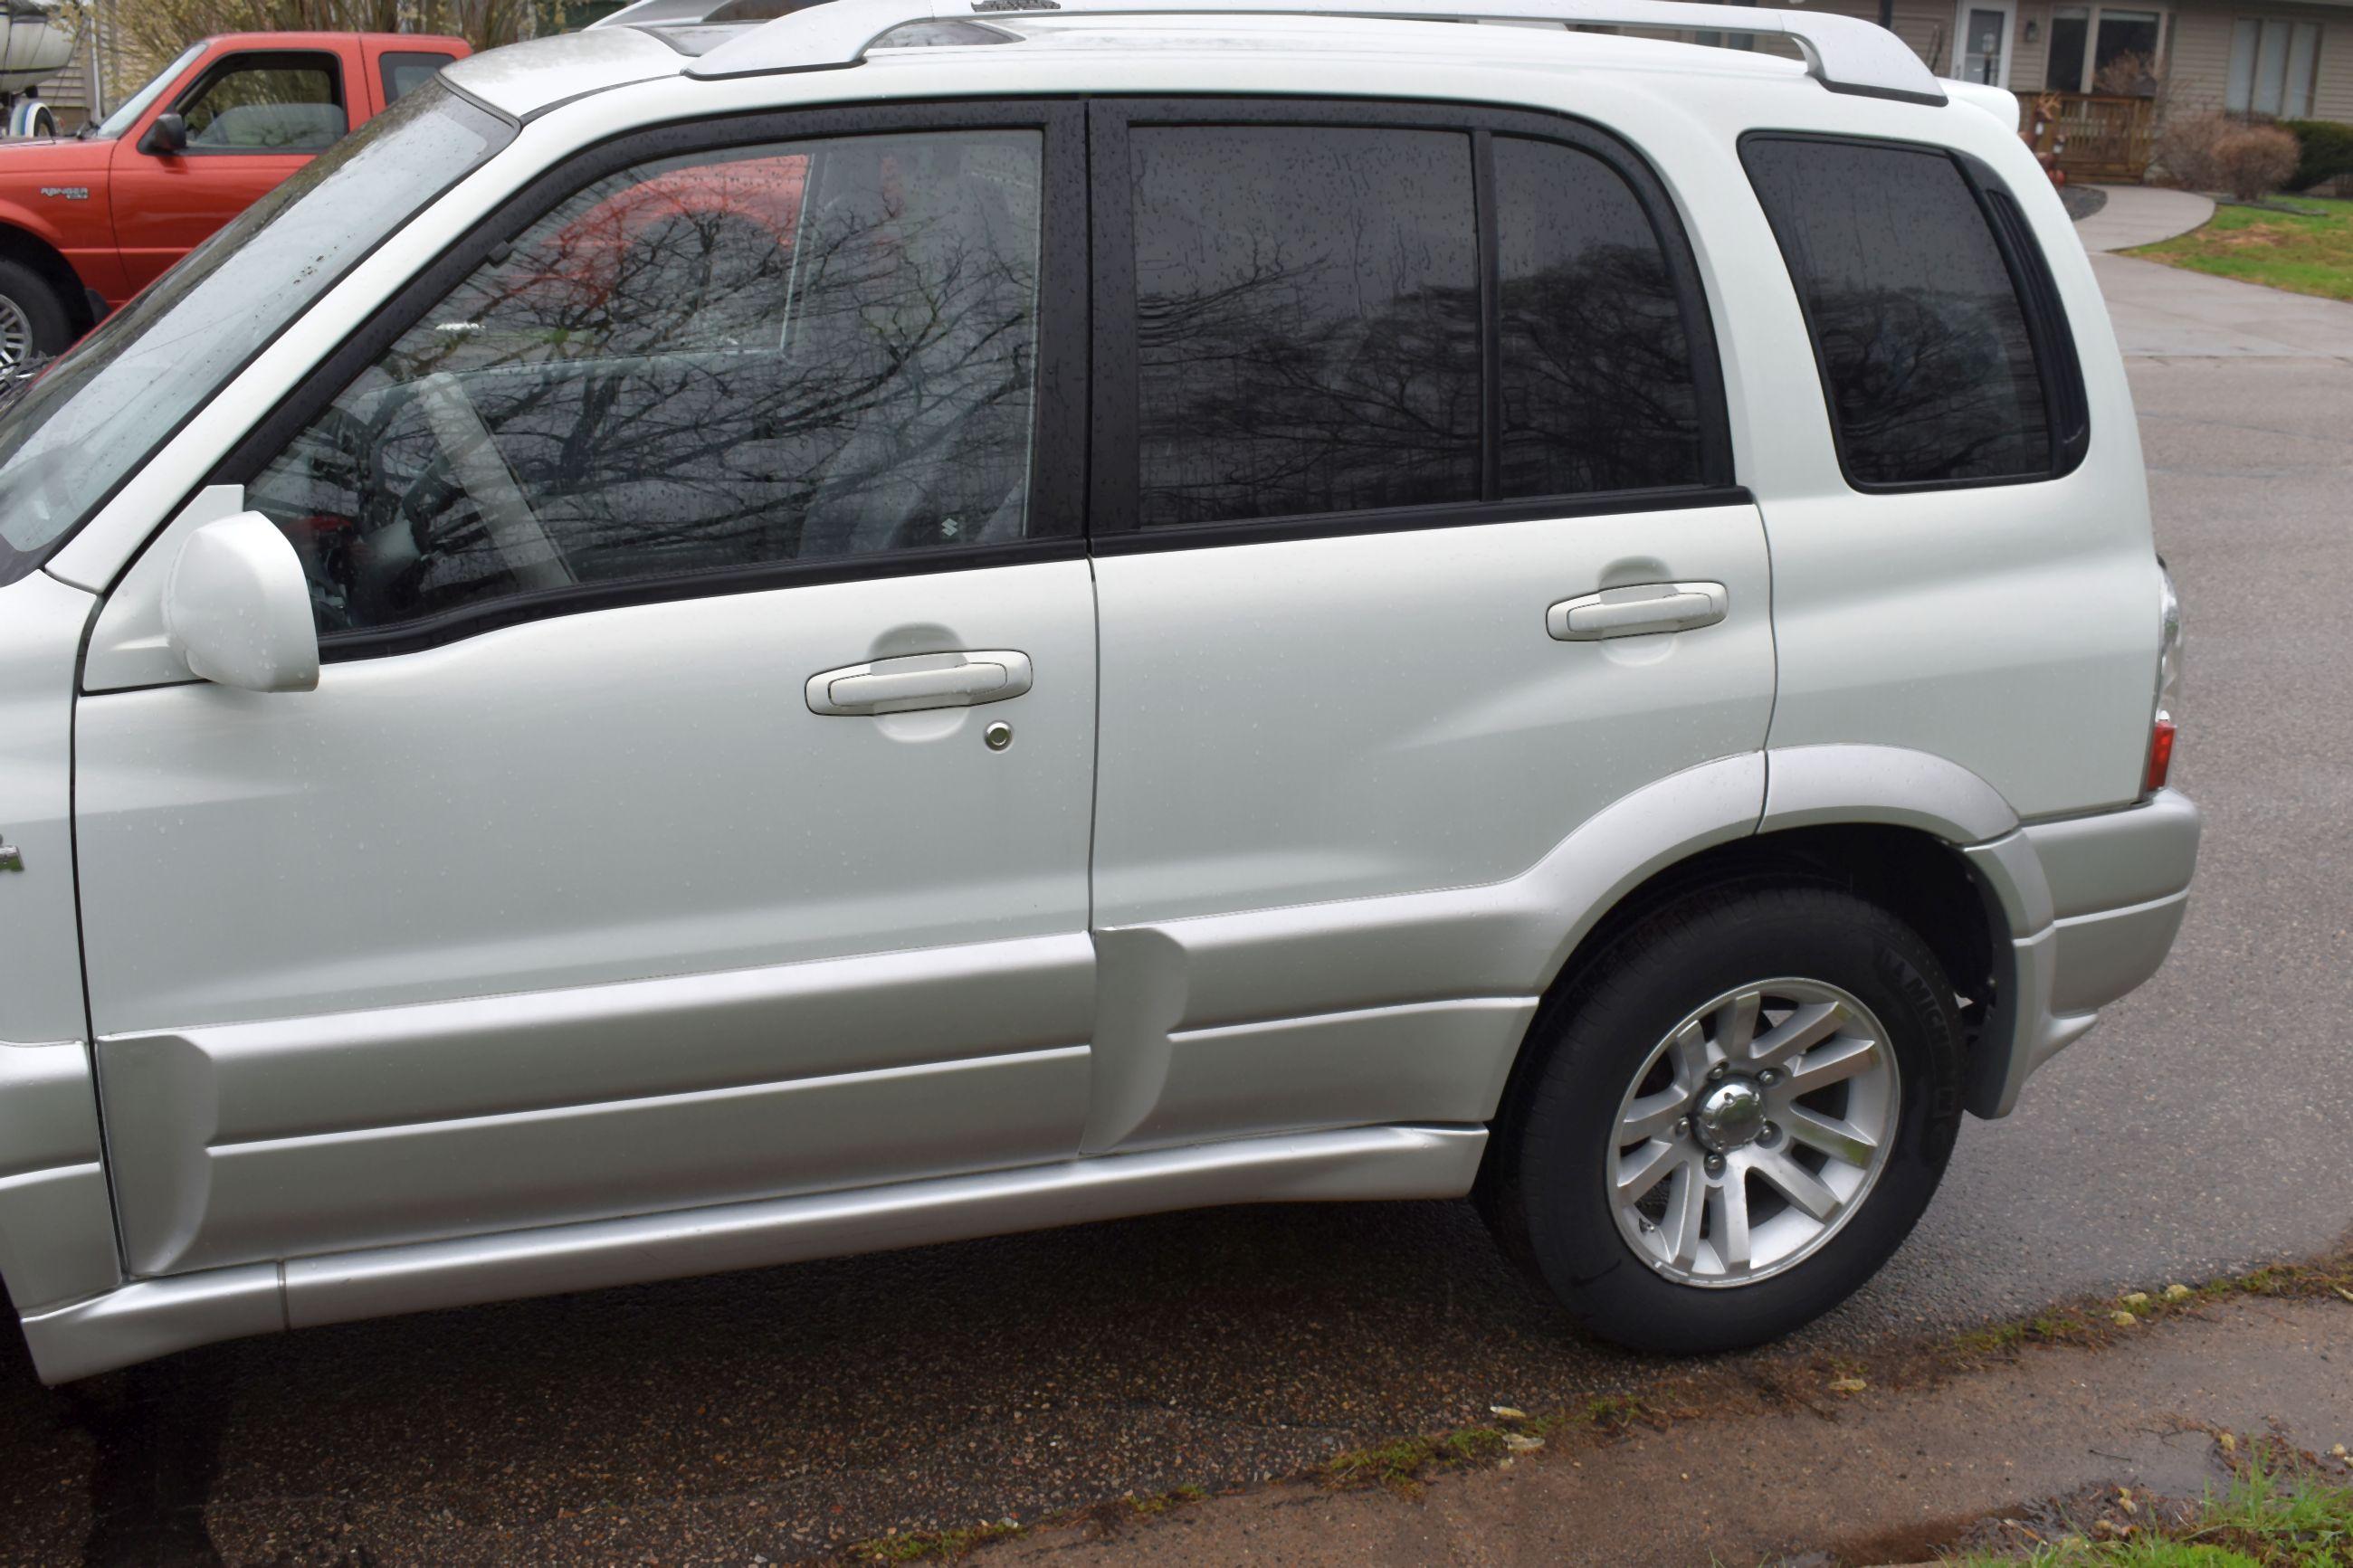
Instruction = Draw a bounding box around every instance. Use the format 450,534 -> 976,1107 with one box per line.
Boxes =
89,42 -> 205,141
0,81 -> 513,584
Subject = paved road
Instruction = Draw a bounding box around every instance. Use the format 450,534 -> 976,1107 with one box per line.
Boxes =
3,275 -> 2349,1568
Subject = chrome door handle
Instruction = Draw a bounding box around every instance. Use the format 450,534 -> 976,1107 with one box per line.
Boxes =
805,650 -> 1034,716
1546,582 -> 1729,641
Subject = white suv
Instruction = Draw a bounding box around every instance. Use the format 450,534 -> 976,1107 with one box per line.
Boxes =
0,0 -> 2197,1383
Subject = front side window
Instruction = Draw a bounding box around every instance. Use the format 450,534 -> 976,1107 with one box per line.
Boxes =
247,128 -> 1046,639
1742,136 -> 2063,489
177,53 -> 346,153
1122,117 -> 1714,532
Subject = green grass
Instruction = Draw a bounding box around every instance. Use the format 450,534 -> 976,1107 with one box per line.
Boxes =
1948,1453 -> 2353,1566
1323,1427 -> 1510,1494
2130,195 -> 2353,302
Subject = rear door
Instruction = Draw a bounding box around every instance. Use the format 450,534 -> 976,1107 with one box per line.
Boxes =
109,47 -> 349,292
76,102 -> 1098,1278
1081,101 -> 1776,1150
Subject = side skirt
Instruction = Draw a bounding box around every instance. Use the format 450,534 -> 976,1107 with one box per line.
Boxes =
20,1122 -> 1488,1384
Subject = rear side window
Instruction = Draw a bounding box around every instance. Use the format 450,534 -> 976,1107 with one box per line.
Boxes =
1129,125 -> 1481,527
1741,135 -> 2084,490
1493,136 -> 1702,499
1114,111 -> 1724,534
380,52 -> 457,104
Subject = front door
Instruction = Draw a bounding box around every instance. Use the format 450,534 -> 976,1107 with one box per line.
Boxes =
1081,103 -> 1776,1150
109,49 -> 348,293
1960,4 -> 2013,86
76,105 -> 1098,1278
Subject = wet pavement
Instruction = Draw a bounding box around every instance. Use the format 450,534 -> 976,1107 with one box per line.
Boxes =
0,354 -> 2348,1568
986,1290 -> 2353,1567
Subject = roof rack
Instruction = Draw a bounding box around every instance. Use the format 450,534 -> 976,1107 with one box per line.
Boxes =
595,0 -> 1947,105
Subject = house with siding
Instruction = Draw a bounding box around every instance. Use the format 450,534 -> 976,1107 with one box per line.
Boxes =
1681,0 -> 2351,177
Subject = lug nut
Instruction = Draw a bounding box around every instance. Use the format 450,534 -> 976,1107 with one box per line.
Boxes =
1672,1117 -> 1691,1141
1758,1068 -> 1781,1088
1703,1153 -> 1728,1177
1758,1122 -> 1780,1147
1707,1063 -> 1728,1082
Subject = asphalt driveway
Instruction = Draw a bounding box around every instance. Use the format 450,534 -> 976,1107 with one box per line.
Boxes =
1,235 -> 2348,1568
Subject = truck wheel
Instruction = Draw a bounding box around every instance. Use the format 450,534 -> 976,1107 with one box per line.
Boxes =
1481,884 -> 1964,1354
0,260 -> 75,369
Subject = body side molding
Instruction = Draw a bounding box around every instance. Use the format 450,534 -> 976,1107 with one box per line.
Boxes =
20,1123 -> 1486,1383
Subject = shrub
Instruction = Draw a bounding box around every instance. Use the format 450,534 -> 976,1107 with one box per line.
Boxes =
2282,119 -> 2353,193
2155,110 -> 2233,190
2213,123 -> 2303,201
2156,111 -> 2301,200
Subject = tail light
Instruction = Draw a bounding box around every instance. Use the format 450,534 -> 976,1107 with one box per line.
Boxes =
2145,560 -> 2182,794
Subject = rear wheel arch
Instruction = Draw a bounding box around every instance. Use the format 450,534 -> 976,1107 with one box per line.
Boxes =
1491,822 -> 2008,1170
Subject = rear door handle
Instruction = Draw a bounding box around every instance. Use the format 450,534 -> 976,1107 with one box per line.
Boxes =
805,650 -> 1034,716
1546,582 -> 1729,641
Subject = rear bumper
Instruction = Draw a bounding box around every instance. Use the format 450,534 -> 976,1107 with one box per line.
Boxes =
1963,788 -> 2200,1117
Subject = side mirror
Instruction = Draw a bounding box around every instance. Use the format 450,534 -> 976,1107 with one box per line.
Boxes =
161,513 -> 319,692
139,112 -> 188,156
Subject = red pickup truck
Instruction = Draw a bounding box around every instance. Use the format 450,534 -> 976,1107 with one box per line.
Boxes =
0,31 -> 471,367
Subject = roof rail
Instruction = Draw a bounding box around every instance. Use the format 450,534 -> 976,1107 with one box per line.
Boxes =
623,0 -> 1946,105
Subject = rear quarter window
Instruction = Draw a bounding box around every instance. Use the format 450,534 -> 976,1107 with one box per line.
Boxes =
380,52 -> 457,104
1740,134 -> 2085,491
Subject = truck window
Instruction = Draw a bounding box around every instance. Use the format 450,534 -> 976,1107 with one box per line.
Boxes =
0,82 -> 513,584
380,52 -> 457,104
178,52 -> 346,154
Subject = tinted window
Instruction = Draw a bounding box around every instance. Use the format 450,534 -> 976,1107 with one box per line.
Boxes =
1129,125 -> 1480,527
180,55 -> 346,152
247,130 -> 1045,637
380,52 -> 457,104
1742,137 -> 2053,489
1493,136 -> 1702,499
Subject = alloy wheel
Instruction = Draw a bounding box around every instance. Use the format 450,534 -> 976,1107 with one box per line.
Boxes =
1606,978 -> 1900,1288
0,294 -> 32,370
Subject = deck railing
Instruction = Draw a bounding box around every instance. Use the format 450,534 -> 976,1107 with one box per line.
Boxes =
2024,91 -> 2158,182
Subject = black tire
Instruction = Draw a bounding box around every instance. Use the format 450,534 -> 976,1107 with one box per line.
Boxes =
0,258 -> 77,366
1480,883 -> 1964,1354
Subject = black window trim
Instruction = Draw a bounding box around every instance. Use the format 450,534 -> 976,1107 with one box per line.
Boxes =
164,48 -> 348,158
1087,95 -> 1740,551
212,97 -> 1091,664
377,49 -> 460,107
1737,128 -> 2091,497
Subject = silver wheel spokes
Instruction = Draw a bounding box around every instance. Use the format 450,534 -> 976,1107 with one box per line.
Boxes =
1607,980 -> 1900,1288
0,295 -> 31,369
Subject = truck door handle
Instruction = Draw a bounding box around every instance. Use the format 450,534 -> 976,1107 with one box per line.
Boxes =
1546,582 -> 1729,641
805,650 -> 1034,716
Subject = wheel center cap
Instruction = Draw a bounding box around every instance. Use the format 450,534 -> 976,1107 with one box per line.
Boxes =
1694,1078 -> 1767,1153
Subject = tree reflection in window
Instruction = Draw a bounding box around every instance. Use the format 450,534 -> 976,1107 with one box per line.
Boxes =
249,131 -> 1044,636
1494,136 -> 1701,498
1130,126 -> 1481,527
1743,138 -> 2052,489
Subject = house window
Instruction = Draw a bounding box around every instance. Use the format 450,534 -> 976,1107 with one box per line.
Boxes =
2228,17 -> 2321,118
2044,4 -> 2165,92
